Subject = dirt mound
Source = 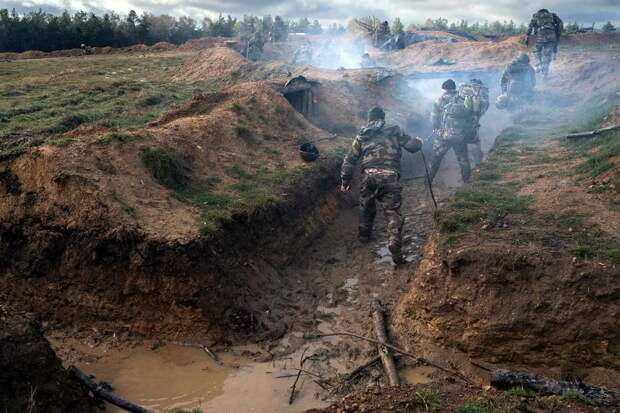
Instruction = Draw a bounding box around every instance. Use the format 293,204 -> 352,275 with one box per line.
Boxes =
151,41 -> 177,51
179,36 -> 230,51
383,35 -> 526,73
0,79 -> 347,342
0,306 -> 98,412
175,47 -> 258,83
126,43 -> 149,52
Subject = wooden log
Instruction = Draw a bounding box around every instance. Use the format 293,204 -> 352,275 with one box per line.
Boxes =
491,369 -> 620,406
566,123 -> 620,140
69,366 -> 154,413
371,299 -> 400,386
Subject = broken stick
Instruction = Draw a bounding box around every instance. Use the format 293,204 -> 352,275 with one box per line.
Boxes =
566,123 -> 620,140
69,366 -> 153,413
491,369 -> 620,407
371,299 -> 400,386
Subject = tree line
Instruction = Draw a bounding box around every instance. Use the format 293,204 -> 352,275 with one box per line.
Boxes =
1,8 -> 615,53
0,9 -> 343,53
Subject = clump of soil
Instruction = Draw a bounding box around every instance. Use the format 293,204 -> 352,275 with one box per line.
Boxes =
0,306 -> 99,412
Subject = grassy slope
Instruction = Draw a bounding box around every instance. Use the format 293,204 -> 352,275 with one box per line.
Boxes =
0,53 -> 216,157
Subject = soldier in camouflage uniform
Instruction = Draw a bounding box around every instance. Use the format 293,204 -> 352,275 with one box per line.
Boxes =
459,78 -> 490,164
527,9 -> 563,78
429,79 -> 475,183
341,106 -> 422,265
499,54 -> 536,109
271,16 -> 288,42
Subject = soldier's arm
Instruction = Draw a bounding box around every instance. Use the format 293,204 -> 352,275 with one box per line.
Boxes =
399,131 -> 422,154
501,71 -> 509,93
430,99 -> 442,130
340,136 -> 363,187
527,19 -> 536,36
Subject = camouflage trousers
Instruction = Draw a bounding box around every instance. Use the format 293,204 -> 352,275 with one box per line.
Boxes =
359,170 -> 403,253
429,139 -> 471,183
536,41 -> 556,76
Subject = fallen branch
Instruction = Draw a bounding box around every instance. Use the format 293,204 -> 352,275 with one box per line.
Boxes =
566,123 -> 620,140
343,355 -> 382,381
289,349 -> 317,405
371,299 -> 400,386
306,331 -> 470,383
491,369 -> 620,407
69,366 -> 153,413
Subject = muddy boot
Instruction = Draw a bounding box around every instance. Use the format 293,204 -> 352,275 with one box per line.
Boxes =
388,243 -> 406,266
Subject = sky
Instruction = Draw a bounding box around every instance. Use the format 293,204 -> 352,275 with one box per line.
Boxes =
6,0 -> 620,26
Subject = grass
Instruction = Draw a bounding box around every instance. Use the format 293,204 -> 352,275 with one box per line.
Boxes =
0,53 -> 217,156
561,390 -> 593,405
412,388 -> 442,412
456,402 -> 488,413
97,131 -> 133,145
574,132 -> 620,178
142,147 -> 190,191
235,123 -> 254,143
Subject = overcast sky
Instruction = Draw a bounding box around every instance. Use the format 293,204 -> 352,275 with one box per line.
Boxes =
7,0 -> 620,26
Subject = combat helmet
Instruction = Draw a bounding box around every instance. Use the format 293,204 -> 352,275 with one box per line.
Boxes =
517,53 -> 530,63
368,106 -> 386,121
442,79 -> 456,90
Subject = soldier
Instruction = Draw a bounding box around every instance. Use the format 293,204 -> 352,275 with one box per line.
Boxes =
429,79 -> 474,184
271,16 -> 288,42
340,106 -> 422,265
459,78 -> 490,164
360,53 -> 376,68
498,54 -> 536,109
527,9 -> 563,78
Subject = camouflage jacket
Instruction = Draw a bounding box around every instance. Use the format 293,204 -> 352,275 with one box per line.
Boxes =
431,90 -> 474,142
528,11 -> 563,42
501,62 -> 536,95
341,120 -> 422,184
431,90 -> 457,130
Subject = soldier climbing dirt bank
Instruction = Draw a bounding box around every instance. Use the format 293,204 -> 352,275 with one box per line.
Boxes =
496,54 -> 536,111
340,107 -> 422,265
527,8 -> 563,78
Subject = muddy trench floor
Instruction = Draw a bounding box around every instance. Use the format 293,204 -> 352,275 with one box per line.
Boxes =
49,177 -> 450,411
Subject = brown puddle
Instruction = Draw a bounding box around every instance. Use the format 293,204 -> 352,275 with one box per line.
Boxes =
53,340 -> 329,412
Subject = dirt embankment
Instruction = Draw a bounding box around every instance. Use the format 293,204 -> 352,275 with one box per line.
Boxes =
393,56 -> 620,392
0,305 -> 98,412
0,45 -> 430,346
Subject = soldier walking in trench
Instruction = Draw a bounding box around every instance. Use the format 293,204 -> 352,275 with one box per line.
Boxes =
340,106 -> 422,265
527,9 -> 563,78
428,79 -> 475,184
459,78 -> 490,165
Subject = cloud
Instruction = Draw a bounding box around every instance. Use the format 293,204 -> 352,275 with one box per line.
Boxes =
6,0 -> 620,26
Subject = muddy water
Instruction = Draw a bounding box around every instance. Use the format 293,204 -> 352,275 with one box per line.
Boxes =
57,340 -> 329,412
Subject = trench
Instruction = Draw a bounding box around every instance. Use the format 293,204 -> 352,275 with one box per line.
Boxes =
50,70 -> 507,412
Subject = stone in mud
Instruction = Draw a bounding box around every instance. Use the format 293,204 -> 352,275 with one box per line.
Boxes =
0,308 -> 99,413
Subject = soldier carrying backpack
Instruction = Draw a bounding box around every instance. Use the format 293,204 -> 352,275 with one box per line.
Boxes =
459,79 -> 489,164
429,79 -> 475,184
527,9 -> 563,78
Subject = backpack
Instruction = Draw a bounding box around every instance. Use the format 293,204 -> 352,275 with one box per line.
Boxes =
535,11 -> 557,33
442,94 -> 473,142
458,83 -> 488,143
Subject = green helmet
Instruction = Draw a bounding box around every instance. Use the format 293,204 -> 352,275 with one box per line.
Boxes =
518,53 -> 530,63
368,106 -> 385,121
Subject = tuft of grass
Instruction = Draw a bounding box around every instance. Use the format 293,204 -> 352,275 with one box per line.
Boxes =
412,388 -> 442,412
574,132 -> 620,178
561,390 -> 593,405
196,193 -> 231,207
230,102 -> 242,113
199,222 -> 217,236
166,408 -> 203,413
47,137 -> 75,147
503,386 -> 535,398
142,148 -> 190,191
97,131 -> 132,145
235,123 -> 254,143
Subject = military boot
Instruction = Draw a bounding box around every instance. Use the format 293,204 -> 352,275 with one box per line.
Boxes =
388,242 -> 406,266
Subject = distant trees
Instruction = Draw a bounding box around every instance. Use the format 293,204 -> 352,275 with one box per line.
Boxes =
405,18 -> 526,36
0,8 -> 205,52
602,21 -> 616,33
391,18 -> 404,34
203,14 -> 236,37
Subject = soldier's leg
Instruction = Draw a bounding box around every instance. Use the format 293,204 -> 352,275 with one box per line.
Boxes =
453,142 -> 472,183
542,44 -> 554,77
429,139 -> 451,183
535,43 -> 544,72
358,173 -> 377,242
471,141 -> 484,165
376,175 -> 404,264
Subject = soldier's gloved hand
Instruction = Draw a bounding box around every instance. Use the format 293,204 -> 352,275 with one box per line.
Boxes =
340,183 -> 351,192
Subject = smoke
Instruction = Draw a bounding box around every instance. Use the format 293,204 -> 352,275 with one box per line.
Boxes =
290,34 -> 370,69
